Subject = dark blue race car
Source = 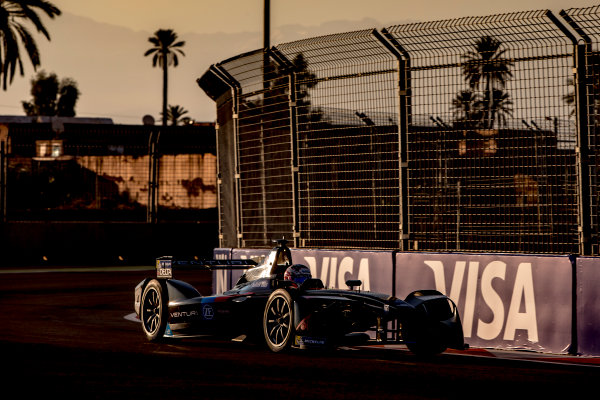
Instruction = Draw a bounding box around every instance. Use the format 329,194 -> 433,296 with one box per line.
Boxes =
134,240 -> 465,355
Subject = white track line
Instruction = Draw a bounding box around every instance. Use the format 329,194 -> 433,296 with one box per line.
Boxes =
124,313 -> 140,323
0,266 -> 154,274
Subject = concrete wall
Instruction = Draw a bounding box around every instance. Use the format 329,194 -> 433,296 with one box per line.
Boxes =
1,221 -> 218,266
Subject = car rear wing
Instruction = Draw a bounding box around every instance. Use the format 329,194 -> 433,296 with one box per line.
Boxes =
156,256 -> 258,279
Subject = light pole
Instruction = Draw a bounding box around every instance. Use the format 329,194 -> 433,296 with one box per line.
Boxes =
264,0 -> 270,49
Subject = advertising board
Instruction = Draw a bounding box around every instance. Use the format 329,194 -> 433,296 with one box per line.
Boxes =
212,247 -> 394,294
576,257 -> 600,356
211,248 -> 232,294
212,248 -> 270,294
395,252 -> 573,353
290,248 -> 394,293
213,247 -> 576,354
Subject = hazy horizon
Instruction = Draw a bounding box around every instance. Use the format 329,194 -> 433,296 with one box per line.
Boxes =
1,0 -> 598,124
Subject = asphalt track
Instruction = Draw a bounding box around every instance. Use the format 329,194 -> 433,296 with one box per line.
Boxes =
0,267 -> 597,399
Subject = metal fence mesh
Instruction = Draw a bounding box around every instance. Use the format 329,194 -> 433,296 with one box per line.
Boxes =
384,10 -> 579,254
3,124 -> 216,222
562,5 -> 600,255
277,30 -> 401,249
218,50 -> 295,247
200,5 -> 600,255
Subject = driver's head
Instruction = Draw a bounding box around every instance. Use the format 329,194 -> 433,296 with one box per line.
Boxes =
283,264 -> 312,286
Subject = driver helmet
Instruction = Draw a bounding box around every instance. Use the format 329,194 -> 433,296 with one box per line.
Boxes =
284,264 -> 312,286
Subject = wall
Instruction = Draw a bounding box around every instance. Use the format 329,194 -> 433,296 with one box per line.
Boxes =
1,221 -> 218,266
212,247 -> 599,356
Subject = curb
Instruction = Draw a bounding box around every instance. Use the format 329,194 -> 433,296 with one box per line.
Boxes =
359,344 -> 600,367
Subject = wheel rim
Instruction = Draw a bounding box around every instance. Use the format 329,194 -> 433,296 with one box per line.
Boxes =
266,296 -> 291,346
142,287 -> 161,334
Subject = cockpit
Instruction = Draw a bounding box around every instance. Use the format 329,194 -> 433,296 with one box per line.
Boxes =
233,239 -> 293,286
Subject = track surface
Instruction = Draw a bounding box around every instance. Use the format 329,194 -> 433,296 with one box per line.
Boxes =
0,267 -> 595,399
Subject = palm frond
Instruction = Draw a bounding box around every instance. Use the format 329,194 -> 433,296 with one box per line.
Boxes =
0,0 -> 60,89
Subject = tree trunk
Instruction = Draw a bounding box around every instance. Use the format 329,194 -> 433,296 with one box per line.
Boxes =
486,78 -> 493,129
162,50 -> 168,126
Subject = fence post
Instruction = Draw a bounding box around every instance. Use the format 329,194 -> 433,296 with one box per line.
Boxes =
270,47 -> 300,248
557,10 -> 593,255
575,42 -> 593,256
0,139 -> 6,223
147,130 -> 160,224
380,29 -> 411,251
212,64 -> 243,248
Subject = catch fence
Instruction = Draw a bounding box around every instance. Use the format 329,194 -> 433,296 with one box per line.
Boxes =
200,5 -> 600,255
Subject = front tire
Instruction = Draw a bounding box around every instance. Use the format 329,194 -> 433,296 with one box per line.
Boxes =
263,289 -> 295,352
140,279 -> 168,342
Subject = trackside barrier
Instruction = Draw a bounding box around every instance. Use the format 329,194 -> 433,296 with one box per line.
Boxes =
212,248 -> 394,294
395,252 -> 573,354
211,248 -> 270,295
211,248 -> 235,294
290,249 -> 394,294
211,248 -> 600,355
576,257 -> 600,356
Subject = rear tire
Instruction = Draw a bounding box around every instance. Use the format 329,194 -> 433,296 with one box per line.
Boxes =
403,323 -> 447,357
263,289 -> 295,352
140,279 -> 168,342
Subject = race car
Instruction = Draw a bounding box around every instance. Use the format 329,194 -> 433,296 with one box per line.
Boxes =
134,239 -> 466,355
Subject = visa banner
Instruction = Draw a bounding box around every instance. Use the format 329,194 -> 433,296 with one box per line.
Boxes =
213,247 -> 393,294
213,246 -> 575,354
290,248 -> 393,293
395,252 -> 573,354
576,257 -> 600,356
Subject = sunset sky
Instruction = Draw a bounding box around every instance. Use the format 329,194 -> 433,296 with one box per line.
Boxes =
1,0 -> 598,124
52,0 -> 599,35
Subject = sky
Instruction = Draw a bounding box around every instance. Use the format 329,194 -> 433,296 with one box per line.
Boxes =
1,0 -> 599,124
48,0 -> 600,35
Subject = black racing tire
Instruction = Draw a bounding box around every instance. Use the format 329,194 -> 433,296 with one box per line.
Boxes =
140,279 -> 169,342
263,289 -> 295,352
403,322 -> 447,357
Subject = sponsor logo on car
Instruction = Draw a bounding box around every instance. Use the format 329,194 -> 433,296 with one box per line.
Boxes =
202,304 -> 214,320
295,336 -> 327,348
170,310 -> 199,319
156,260 -> 172,278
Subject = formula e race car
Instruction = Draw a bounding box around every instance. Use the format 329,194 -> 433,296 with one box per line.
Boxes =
134,240 -> 465,355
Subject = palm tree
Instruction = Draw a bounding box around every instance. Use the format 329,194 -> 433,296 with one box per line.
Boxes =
163,104 -> 189,126
484,88 -> 513,128
462,36 -> 513,129
144,29 -> 185,126
451,89 -> 483,129
0,0 -> 61,90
